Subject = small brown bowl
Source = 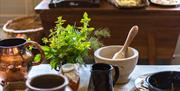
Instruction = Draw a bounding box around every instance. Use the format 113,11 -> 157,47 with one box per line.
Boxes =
26,74 -> 69,91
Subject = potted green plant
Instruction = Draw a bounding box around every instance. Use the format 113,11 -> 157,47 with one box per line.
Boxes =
34,12 -> 110,69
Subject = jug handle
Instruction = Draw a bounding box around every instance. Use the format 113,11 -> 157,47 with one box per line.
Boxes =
113,66 -> 119,86
25,41 -> 45,65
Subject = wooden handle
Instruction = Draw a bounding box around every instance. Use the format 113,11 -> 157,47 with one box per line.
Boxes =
122,25 -> 139,51
112,25 -> 139,59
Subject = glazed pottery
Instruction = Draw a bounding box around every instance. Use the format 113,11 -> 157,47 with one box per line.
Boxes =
88,63 -> 119,91
146,71 -> 180,91
26,74 -> 69,91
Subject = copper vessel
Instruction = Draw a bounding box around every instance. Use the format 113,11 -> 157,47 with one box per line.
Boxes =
0,38 -> 45,86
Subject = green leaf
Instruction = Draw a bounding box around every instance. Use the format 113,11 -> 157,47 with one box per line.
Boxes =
89,37 -> 103,51
34,54 -> 41,62
50,58 -> 60,69
41,46 -> 50,52
95,28 -> 111,38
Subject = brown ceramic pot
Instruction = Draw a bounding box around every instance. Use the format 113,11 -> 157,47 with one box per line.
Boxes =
26,74 -> 69,91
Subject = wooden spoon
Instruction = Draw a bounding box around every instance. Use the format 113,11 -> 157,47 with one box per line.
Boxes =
112,25 -> 139,59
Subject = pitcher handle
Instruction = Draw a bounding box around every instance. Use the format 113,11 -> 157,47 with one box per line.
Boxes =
25,41 -> 45,65
113,66 -> 119,86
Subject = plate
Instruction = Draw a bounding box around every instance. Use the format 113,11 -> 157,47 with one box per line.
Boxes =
150,0 -> 180,6
109,0 -> 150,8
134,74 -> 150,91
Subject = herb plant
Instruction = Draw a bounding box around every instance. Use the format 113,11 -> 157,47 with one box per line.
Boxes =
35,12 -> 110,69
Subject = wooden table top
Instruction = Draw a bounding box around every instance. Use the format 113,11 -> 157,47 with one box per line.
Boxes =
35,0 -> 180,11
25,64 -> 180,91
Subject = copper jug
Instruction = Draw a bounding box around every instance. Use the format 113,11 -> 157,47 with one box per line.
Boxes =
0,38 -> 45,85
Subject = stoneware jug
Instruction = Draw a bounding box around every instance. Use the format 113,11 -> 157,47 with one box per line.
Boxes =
88,63 -> 119,91
0,38 -> 45,85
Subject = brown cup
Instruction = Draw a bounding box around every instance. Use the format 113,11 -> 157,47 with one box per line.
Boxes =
26,74 -> 69,91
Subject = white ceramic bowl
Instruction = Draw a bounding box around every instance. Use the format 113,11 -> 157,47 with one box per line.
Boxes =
94,45 -> 139,84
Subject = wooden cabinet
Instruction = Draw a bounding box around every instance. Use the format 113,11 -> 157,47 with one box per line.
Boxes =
35,0 -> 180,64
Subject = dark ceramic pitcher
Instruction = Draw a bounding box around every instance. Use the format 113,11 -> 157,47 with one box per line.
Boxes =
0,38 -> 45,84
88,63 -> 119,91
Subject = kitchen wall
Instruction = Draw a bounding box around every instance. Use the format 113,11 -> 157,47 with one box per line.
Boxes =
0,0 -> 41,26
